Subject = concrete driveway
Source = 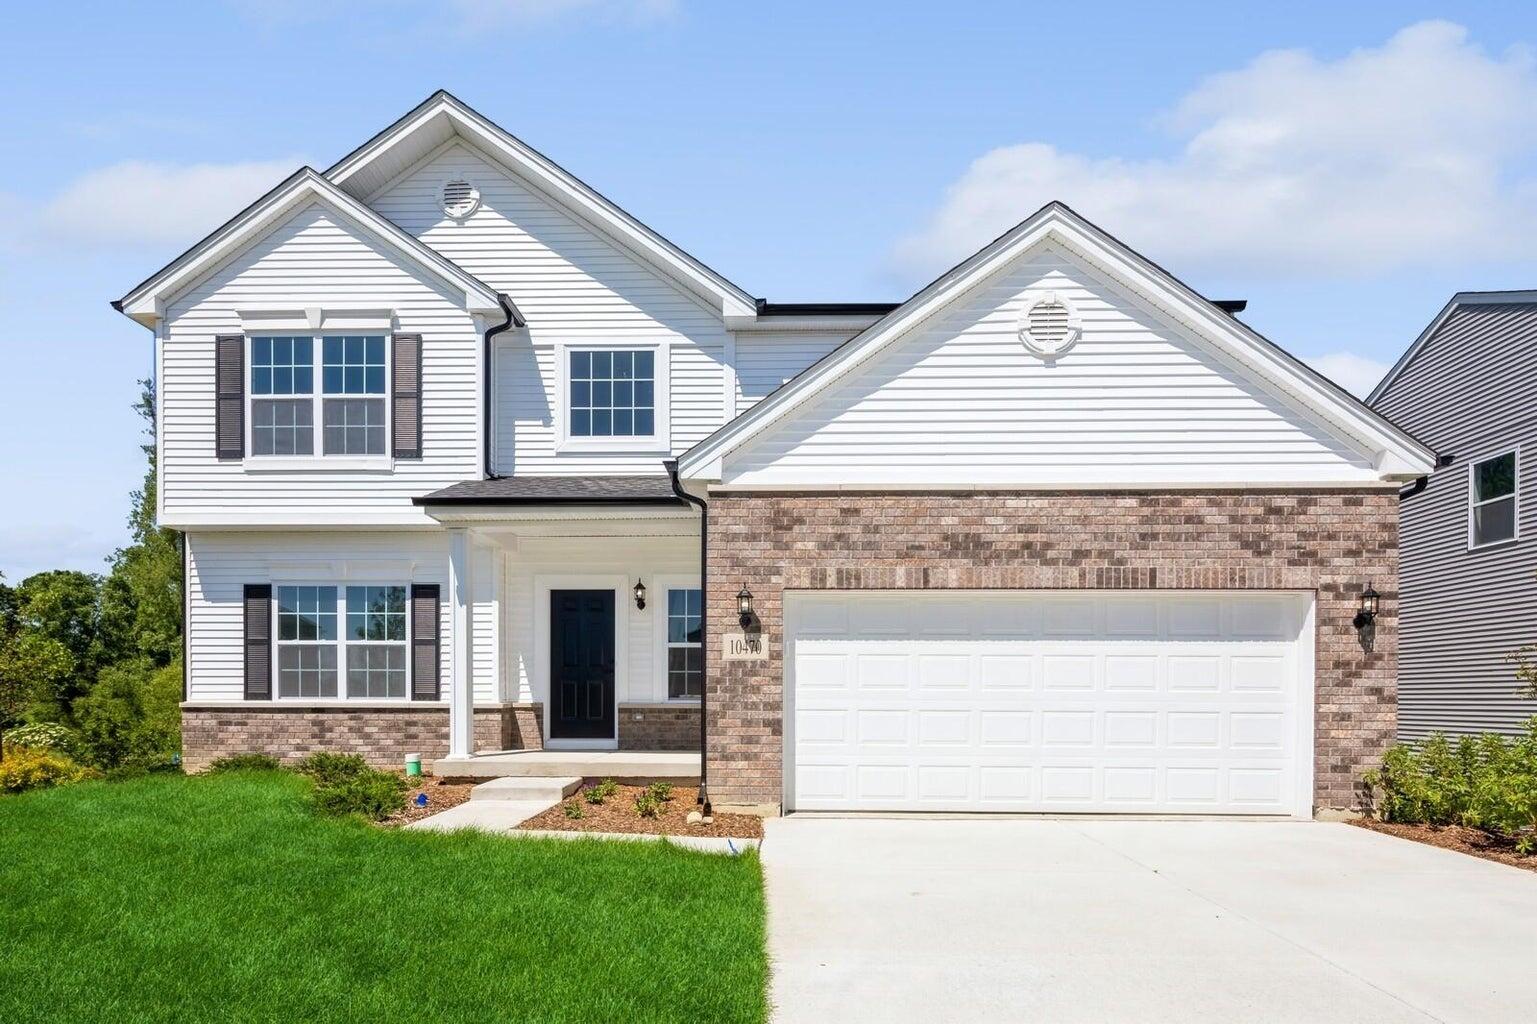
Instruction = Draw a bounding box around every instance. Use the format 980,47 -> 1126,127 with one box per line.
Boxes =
762,817 -> 1537,1023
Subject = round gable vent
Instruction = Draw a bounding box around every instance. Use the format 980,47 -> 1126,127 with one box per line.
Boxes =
1019,291 -> 1081,358
441,179 -> 481,220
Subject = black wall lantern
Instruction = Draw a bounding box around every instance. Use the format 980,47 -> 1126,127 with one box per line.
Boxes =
1352,582 -> 1379,631
737,585 -> 755,628
633,580 -> 646,611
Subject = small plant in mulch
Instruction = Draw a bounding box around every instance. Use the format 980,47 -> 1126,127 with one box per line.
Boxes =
562,800 -> 584,820
645,781 -> 674,803
584,778 -> 619,805
633,793 -> 661,819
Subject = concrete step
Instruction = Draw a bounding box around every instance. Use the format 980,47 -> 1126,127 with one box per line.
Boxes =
470,776 -> 582,803
405,800 -> 553,833
433,751 -> 701,780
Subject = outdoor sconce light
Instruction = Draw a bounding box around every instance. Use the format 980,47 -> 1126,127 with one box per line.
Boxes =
737,585 -> 755,629
633,580 -> 647,611
1352,582 -> 1379,631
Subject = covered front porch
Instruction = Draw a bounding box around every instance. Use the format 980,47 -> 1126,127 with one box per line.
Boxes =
419,475 -> 706,770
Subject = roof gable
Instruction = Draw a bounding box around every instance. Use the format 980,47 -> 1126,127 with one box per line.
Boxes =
326,91 -> 757,320
1368,290 -> 1537,406
680,203 -> 1437,484
114,168 -> 503,327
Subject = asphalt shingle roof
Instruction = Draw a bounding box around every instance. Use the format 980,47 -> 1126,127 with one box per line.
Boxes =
413,475 -> 684,505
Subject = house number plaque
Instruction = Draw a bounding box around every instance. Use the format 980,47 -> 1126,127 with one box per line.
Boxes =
721,632 -> 767,661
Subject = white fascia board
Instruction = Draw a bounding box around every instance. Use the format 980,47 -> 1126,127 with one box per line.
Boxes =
327,93 -> 758,321
679,203 -> 1436,482
115,169 -> 502,326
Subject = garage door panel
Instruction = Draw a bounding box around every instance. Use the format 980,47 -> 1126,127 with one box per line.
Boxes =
787,591 -> 1311,815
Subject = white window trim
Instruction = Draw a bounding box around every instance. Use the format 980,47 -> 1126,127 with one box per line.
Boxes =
270,581 -> 413,703
1468,448 -> 1520,550
245,331 -> 394,469
554,340 -> 671,454
651,574 -> 703,704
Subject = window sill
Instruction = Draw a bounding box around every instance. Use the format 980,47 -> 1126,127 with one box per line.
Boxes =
555,438 -> 671,456
1468,536 -> 1520,552
243,456 -> 394,472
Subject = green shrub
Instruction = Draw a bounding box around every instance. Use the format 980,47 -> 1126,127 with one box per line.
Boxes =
2,722 -> 83,758
206,753 -> 282,774
294,752 -> 369,787
645,781 -> 674,803
70,657 -> 182,769
562,800 -> 584,820
311,769 -> 407,821
584,777 -> 619,805
634,793 -> 661,819
0,748 -> 99,794
1365,718 -> 1537,854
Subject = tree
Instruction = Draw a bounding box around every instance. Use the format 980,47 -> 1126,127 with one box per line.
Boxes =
102,378 -> 182,666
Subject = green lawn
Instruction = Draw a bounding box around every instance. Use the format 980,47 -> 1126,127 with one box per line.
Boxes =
0,771 -> 767,1024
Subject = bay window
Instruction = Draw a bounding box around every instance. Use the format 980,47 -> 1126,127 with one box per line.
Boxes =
274,584 -> 408,699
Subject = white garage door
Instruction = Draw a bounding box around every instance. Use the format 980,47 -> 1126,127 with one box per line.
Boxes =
785,591 -> 1313,816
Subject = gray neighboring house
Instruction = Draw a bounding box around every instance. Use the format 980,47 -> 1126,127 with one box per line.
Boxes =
1370,291 -> 1537,739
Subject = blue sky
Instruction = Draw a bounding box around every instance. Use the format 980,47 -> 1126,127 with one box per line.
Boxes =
4,1 -> 1537,580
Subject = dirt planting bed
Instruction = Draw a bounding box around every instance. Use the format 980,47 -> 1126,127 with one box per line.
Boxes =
518,783 -> 764,839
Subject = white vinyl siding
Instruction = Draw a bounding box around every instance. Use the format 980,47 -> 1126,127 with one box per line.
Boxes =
733,331 -> 853,412
722,244 -> 1379,487
365,141 -> 731,476
160,202 -> 481,526
185,531 -> 500,704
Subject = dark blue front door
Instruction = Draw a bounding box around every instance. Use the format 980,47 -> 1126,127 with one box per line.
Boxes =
550,589 -> 616,740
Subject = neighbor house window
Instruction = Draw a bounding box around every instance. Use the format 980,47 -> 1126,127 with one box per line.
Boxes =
569,349 -> 655,438
667,587 -> 702,699
274,584 -> 408,699
1471,451 -> 1518,547
249,334 -> 388,458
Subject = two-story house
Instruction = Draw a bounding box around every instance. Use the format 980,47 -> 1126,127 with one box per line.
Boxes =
116,92 -> 1434,817
1369,293 -> 1537,739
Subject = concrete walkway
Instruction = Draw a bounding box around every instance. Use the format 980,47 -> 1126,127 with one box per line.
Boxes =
762,817 -> 1537,1024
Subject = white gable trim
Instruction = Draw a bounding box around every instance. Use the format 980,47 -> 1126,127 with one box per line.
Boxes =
114,168 -> 503,328
679,202 -> 1437,483
326,91 -> 758,321
1367,290 -> 1537,406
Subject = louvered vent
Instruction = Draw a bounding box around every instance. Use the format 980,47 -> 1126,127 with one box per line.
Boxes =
1028,299 -> 1072,347
441,180 -> 480,219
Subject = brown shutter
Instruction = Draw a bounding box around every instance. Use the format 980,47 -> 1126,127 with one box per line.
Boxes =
216,335 -> 245,461
411,584 -> 440,700
392,333 -> 423,459
243,584 -> 272,700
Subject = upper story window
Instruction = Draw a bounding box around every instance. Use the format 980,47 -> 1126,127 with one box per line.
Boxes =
570,349 -> 655,438
1470,451 -> 1518,547
249,334 -> 388,459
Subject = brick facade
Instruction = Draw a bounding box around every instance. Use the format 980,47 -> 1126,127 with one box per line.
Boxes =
705,490 -> 1398,814
180,703 -> 543,772
618,703 -> 701,751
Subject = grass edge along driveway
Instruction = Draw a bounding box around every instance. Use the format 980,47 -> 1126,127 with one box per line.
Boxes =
0,771 -> 767,1024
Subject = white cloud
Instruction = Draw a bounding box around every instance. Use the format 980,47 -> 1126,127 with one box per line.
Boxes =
894,21 -> 1537,282
38,158 -> 301,248
1306,351 -> 1390,398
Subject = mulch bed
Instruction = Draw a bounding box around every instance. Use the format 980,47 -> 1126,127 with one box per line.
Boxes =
518,783 -> 764,839
381,775 -> 476,827
1349,818 -> 1536,873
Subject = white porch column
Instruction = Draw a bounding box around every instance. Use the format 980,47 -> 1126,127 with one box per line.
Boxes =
447,527 -> 475,759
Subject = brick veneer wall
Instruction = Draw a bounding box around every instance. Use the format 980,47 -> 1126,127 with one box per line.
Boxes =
706,490 -> 1399,814
180,703 -> 543,771
618,703 -> 701,751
